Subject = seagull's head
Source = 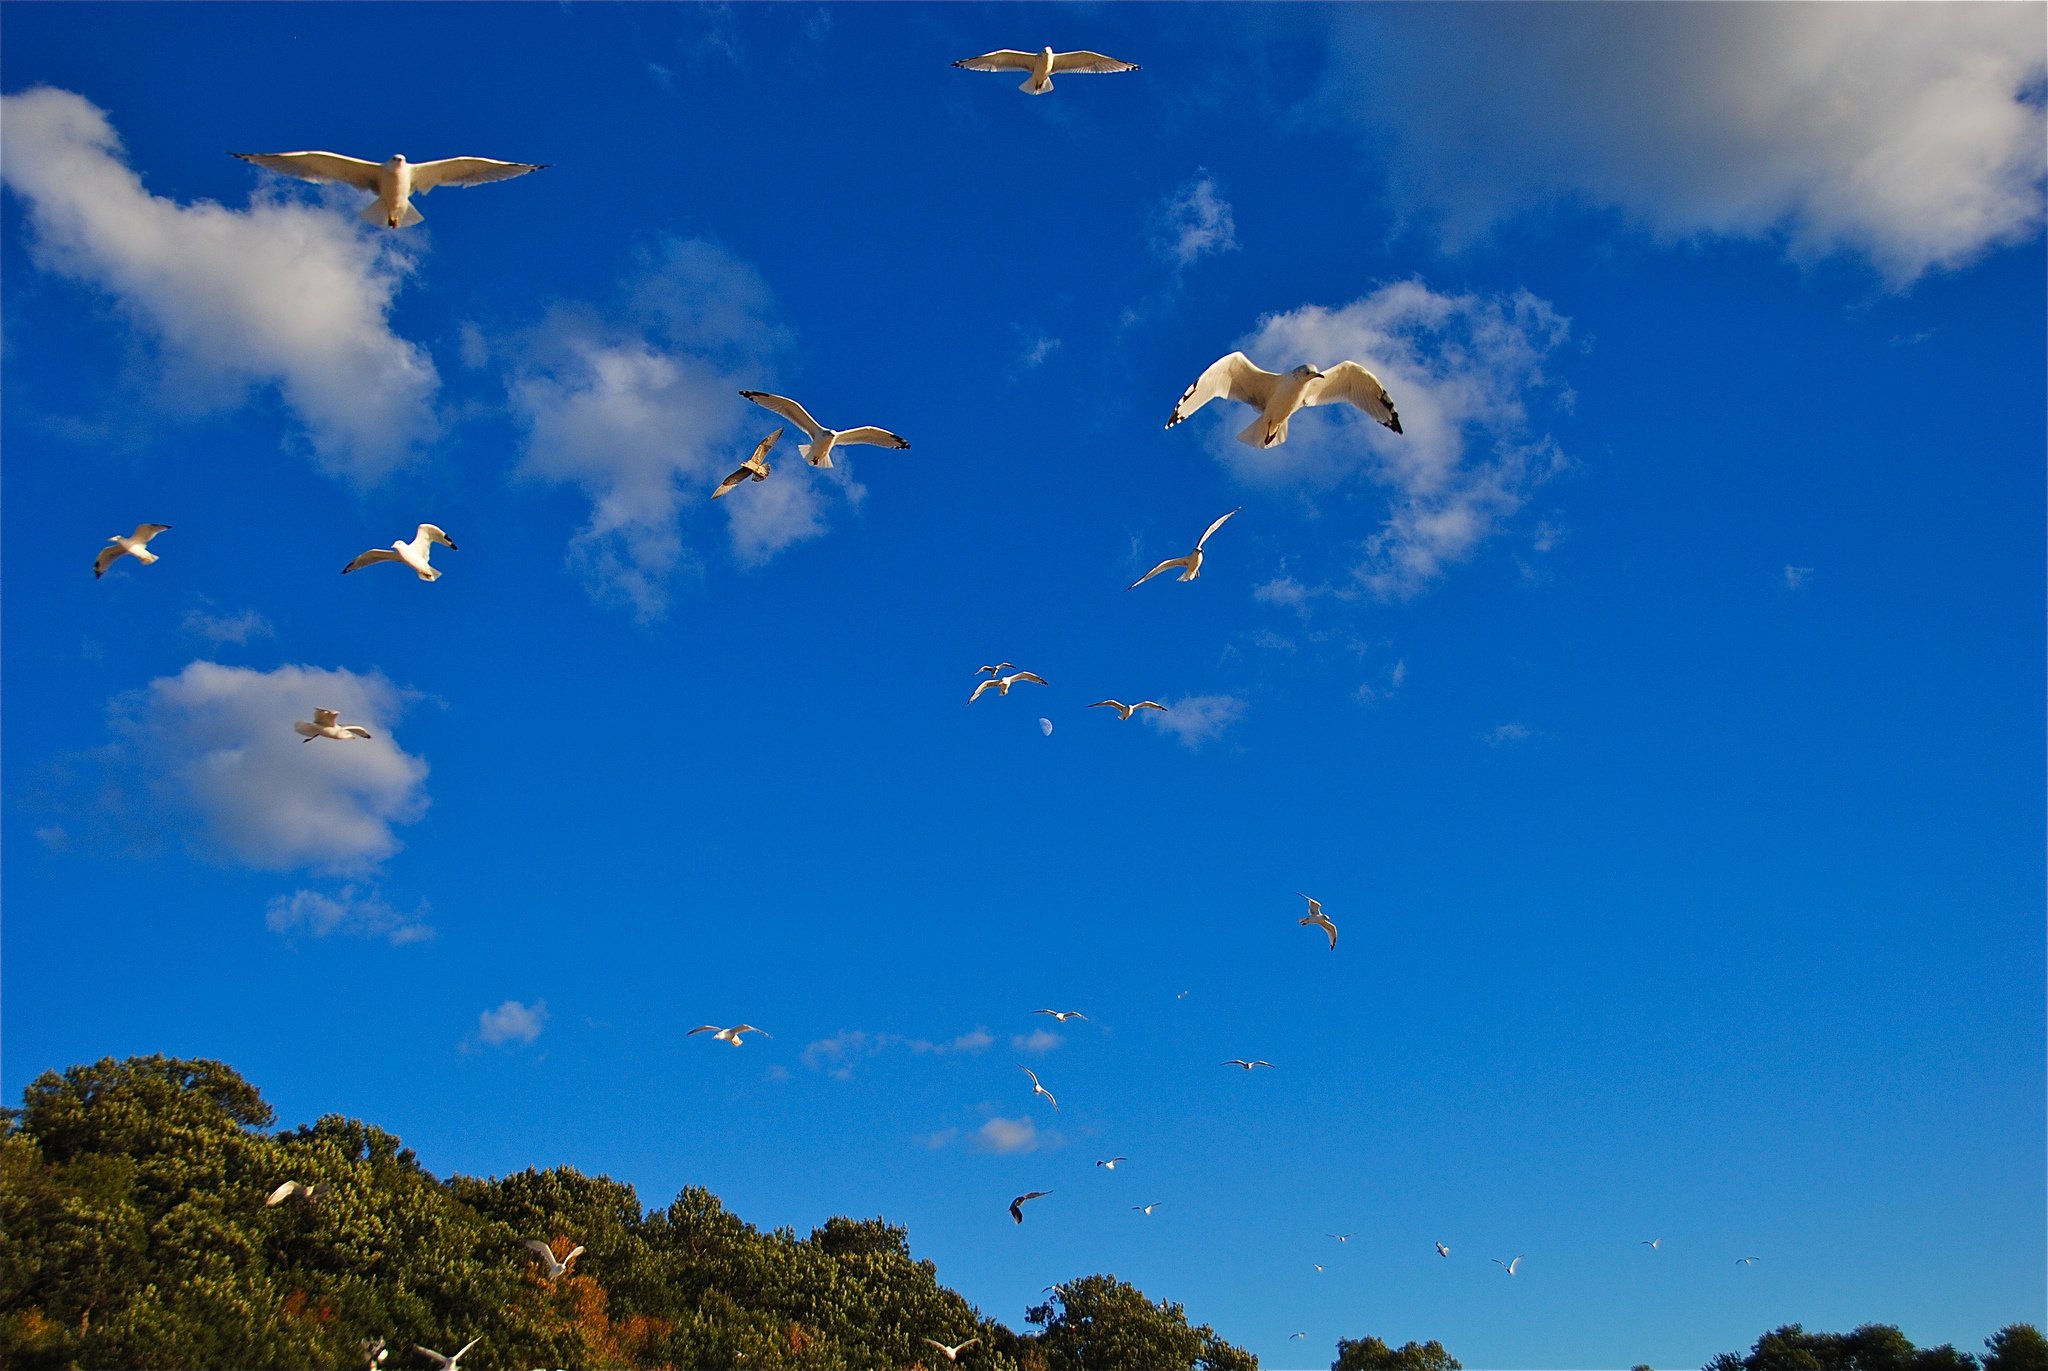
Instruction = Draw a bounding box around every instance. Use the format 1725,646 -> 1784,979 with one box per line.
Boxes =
1292,364 -> 1327,381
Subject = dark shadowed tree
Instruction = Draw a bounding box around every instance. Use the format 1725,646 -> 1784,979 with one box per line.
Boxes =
1705,1324 -> 1980,1371
1333,1335 -> 1462,1371
1982,1327 -> 2048,1371
1027,1274 -> 1256,1371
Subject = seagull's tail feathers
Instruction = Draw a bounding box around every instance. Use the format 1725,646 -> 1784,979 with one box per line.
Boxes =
132,548 -> 160,565
363,201 -> 424,229
1021,74 -> 1053,94
1238,415 -> 1286,447
802,442 -> 833,469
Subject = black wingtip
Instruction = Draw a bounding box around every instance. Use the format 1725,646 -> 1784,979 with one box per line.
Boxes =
1389,414 -> 1404,435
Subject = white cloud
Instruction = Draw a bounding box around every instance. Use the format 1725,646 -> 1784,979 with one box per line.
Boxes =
1141,694 -> 1247,750
0,87 -> 438,482
917,1127 -> 960,1151
1784,564 -> 1815,590
1324,6 -> 2046,284
1019,334 -> 1061,369
1152,172 -> 1240,267
974,1116 -> 1046,1156
1482,722 -> 1531,746
800,1027 -> 994,1079
478,998 -> 548,1046
34,825 -> 68,851
508,238 -> 824,619
181,604 -> 273,645
102,660 -> 428,873
1011,1028 -> 1063,1055
265,885 -> 430,945
1355,657 -> 1407,707
1212,281 -> 1573,599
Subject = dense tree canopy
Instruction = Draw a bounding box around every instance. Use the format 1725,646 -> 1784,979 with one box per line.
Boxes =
1332,1335 -> 1462,1371
1704,1323 -> 2048,1371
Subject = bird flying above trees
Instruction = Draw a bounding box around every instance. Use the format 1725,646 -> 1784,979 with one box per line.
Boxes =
523,1239 -> 585,1279
265,1180 -> 330,1206
923,1338 -> 981,1363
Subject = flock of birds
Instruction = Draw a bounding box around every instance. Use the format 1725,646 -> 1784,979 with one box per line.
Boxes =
73,37 -> 1769,1369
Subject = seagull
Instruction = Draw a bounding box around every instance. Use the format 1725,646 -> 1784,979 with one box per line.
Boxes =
1436,1242 -> 1451,1258
1032,1009 -> 1087,1023
264,1180 -> 330,1206
295,708 -> 373,744
738,391 -> 908,469
976,663 -> 1017,677
1327,1233 -> 1354,1243
688,1023 -> 769,1046
416,1338 -> 481,1371
1736,1256 -> 1762,1265
711,428 -> 784,499
1009,1190 -> 1052,1224
1298,894 -> 1338,951
1095,1157 -> 1126,1170
1131,1203 -> 1161,1215
232,151 -> 545,229
970,671 -> 1048,704
1166,353 -> 1402,448
360,1337 -> 389,1369
1492,1256 -> 1524,1276
1290,1333 -> 1308,1341
1089,700 -> 1168,720
1221,1059 -> 1273,1070
923,1338 -> 981,1363
524,1239 -> 586,1280
94,523 -> 172,578
952,47 -> 1139,95
1127,509 -> 1240,590
1642,1238 -> 1663,1250
342,524 -> 456,580
1313,1263 -> 1325,1273
1019,1064 -> 1059,1112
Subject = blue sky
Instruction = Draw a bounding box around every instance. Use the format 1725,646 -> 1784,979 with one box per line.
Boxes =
3,3 -> 2043,1366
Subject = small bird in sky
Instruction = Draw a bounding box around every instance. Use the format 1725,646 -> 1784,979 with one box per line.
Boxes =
1290,1332 -> 1308,1341
1298,894 -> 1339,951
1222,1059 -> 1274,1070
1436,1242 -> 1451,1258
1313,1263 -> 1325,1273
1033,1009 -> 1087,1023
1328,1233 -> 1353,1243
1132,1202 -> 1161,1215
295,708 -> 373,744
1020,1064 -> 1059,1112
1166,353 -> 1402,447
416,1338 -> 482,1371
970,671 -> 1048,704
523,1239 -> 586,1280
739,390 -> 908,469
233,151 -> 544,229
1736,1256 -> 1762,1265
952,46 -> 1139,95
1492,1255 -> 1525,1276
711,428 -> 783,499
343,523 -> 456,580
94,523 -> 171,578
1642,1238 -> 1663,1250
923,1338 -> 981,1363
1128,509 -> 1240,590
1009,1190 -> 1052,1224
688,1023 -> 769,1046
1095,1157 -> 1126,1170
265,1180 -> 330,1206
1089,699 -> 1168,720
976,662 -> 1016,677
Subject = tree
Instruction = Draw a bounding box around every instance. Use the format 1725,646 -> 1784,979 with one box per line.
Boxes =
1334,1335 -> 1462,1371
1705,1324 -> 1980,1371
1983,1327 -> 2048,1371
1027,1274 -> 1256,1371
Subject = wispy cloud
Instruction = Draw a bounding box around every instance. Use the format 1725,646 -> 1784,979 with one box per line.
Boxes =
801,1027 -> 995,1080
181,604 -> 273,646
1011,1028 -> 1063,1055
477,999 -> 548,1047
1481,722 -> 1532,746
265,885 -> 430,945
0,87 -> 438,482
1151,171 -> 1240,268
1784,564 -> 1814,590
1141,694 -> 1247,750
1355,657 -> 1407,706
974,1116 -> 1047,1155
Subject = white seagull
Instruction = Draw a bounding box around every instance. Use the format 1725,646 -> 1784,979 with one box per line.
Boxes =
1095,1157 -> 1126,1170
923,1338 -> 982,1363
1737,1256 -> 1762,1265
1089,700 -> 1168,720
1019,1064 -> 1059,1112
1127,509 -> 1240,590
295,708 -> 373,744
524,1239 -> 586,1280
94,523 -> 172,579
712,428 -> 784,499
688,1023 -> 769,1047
1009,1190 -> 1052,1224
342,524 -> 457,580
233,151 -> 545,229
1166,353 -> 1403,448
1298,894 -> 1338,951
1492,1255 -> 1524,1276
1642,1238 -> 1663,1250
265,1180 -> 330,1206
970,671 -> 1048,704
1327,1233 -> 1353,1243
416,1338 -> 481,1371
1032,1009 -> 1087,1023
738,390 -> 908,469
952,46 -> 1139,95
1131,1202 -> 1161,1215
1436,1242 -> 1451,1258
1290,1332 -> 1309,1341
976,662 -> 1017,678
1222,1059 -> 1274,1070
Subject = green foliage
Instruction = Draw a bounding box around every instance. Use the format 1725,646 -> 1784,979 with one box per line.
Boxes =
1705,1324 -> 1981,1371
1025,1274 -> 1256,1371
1332,1335 -> 1462,1371
1983,1328 -> 2048,1371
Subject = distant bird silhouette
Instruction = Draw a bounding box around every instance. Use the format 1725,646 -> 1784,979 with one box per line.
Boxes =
1298,894 -> 1338,950
1020,1065 -> 1059,1112
1436,1242 -> 1451,1258
1009,1190 -> 1052,1224
1095,1157 -> 1126,1170
688,1023 -> 769,1046
1033,1009 -> 1087,1023
1492,1255 -> 1524,1276
1222,1059 -> 1274,1070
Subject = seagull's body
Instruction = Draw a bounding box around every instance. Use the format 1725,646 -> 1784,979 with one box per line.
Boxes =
342,524 -> 456,580
265,1180 -> 330,1206
1166,353 -> 1403,448
417,1338 -> 481,1371
295,708 -> 373,744
1222,1059 -> 1274,1070
952,46 -> 1139,95
1492,1256 -> 1524,1276
524,1238 -> 586,1280
95,523 -> 172,578
738,391 -> 907,469
1009,1190 -> 1052,1224
689,1023 -> 769,1047
1132,1202 -> 1161,1215
924,1338 -> 982,1363
1436,1242 -> 1451,1258
1095,1157 -> 1126,1170
1089,700 -> 1167,720
1033,1009 -> 1087,1023
233,151 -> 545,229
1128,508 -> 1241,590
970,671 -> 1048,704
1298,894 -> 1339,951
1020,1064 -> 1059,1112
1328,1233 -> 1353,1244
711,428 -> 784,499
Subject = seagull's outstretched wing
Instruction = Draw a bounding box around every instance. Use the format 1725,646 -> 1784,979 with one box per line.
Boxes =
233,151 -> 383,189
711,465 -> 754,499
746,427 -> 785,465
835,426 -> 909,450
955,50 -> 1038,71
969,679 -> 1000,704
1008,1189 -> 1052,1223
313,708 -> 341,727
132,523 -> 173,543
524,1239 -> 557,1259
739,391 -> 827,441
1195,507 -> 1241,550
686,1025 -> 723,1036
1049,50 -> 1140,74
1302,361 -> 1403,434
93,545 -> 124,577
342,548 -> 404,574
410,157 -> 547,193
1009,672 -> 1048,687
1128,556 -> 1190,591
1167,353 -> 1279,427
1130,701 -> 1167,713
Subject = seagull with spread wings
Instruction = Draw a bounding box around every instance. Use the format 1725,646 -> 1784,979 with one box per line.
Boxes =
342,524 -> 457,581
1298,894 -> 1339,951
94,523 -> 171,578
970,671 -> 1048,704
1019,1065 -> 1060,1112
265,1180 -> 330,1206
1222,1059 -> 1274,1070
295,709 -> 373,744
1095,1157 -> 1126,1170
738,391 -> 907,469
1436,1242 -> 1451,1258
1089,700 -> 1168,720
688,1024 -> 769,1047
1033,1009 -> 1087,1023
524,1239 -> 586,1280
417,1338 -> 482,1371
1009,1190 -> 1052,1224
975,662 -> 1016,678
1166,353 -> 1403,448
233,151 -> 544,228
952,46 -> 1139,95
1131,1202 -> 1161,1215
711,428 -> 784,499
1492,1255 -> 1525,1276
1127,508 -> 1240,590
923,1338 -> 982,1363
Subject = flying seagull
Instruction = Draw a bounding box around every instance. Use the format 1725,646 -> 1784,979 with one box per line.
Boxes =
1095,1157 -> 1126,1170
1327,1233 -> 1353,1243
1167,353 -> 1402,448
1009,1190 -> 1052,1224
342,524 -> 456,580
1019,1064 -> 1059,1112
1032,1009 -> 1087,1023
923,1338 -> 981,1363
738,391 -> 908,469
1298,894 -> 1338,951
1313,1263 -> 1325,1273
688,1023 -> 769,1046
1492,1256 -> 1524,1276
1131,1202 -> 1161,1215
1642,1238 -> 1663,1250
94,523 -> 172,578
970,671 -> 1048,704
233,151 -> 545,229
295,708 -> 373,744
1089,699 -> 1168,720
416,1338 -> 482,1371
952,47 -> 1139,95
1737,1256 -> 1762,1265
975,662 -> 1016,677
1290,1333 -> 1309,1341
1222,1059 -> 1274,1070
1436,1242 -> 1451,1258
264,1180 -> 330,1206
1127,508 -> 1241,590
523,1239 -> 586,1280
711,427 -> 784,499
